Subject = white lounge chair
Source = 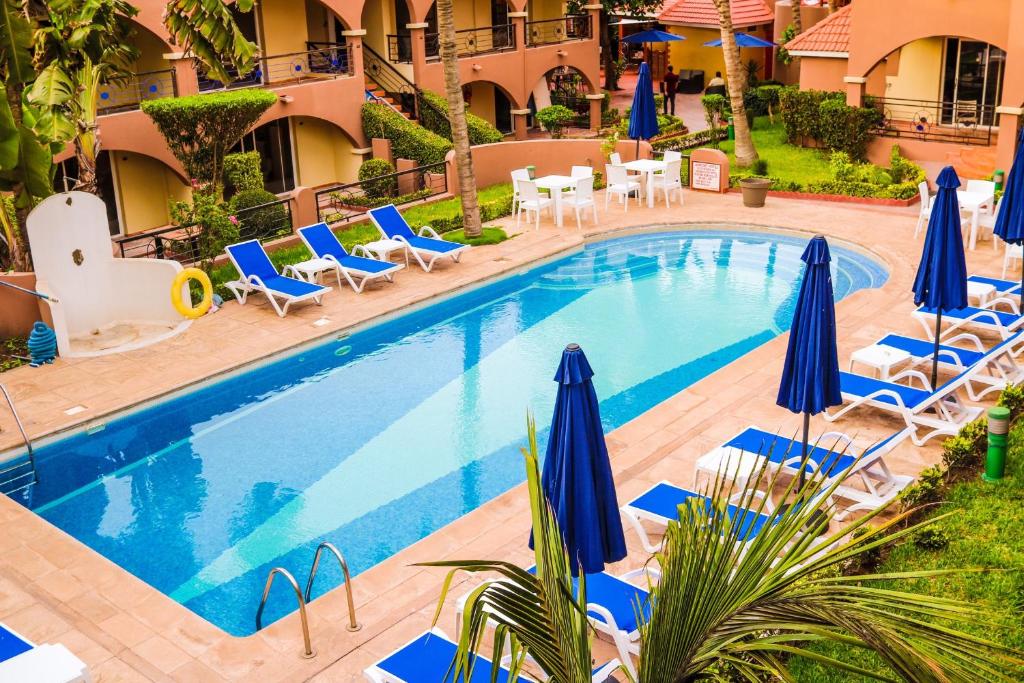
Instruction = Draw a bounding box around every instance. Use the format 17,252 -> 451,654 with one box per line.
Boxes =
0,622 -> 91,682
296,222 -> 403,293
367,204 -> 470,272
968,274 -> 1021,299
694,428 -> 914,519
224,240 -> 331,317
913,303 -> 1023,340
364,628 -> 620,682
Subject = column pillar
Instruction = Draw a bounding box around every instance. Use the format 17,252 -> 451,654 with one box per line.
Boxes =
586,93 -> 605,131
843,76 -> 866,108
995,106 -> 1022,178
407,22 -> 430,84
341,29 -> 367,79
508,11 -> 528,51
163,52 -> 199,97
511,109 -> 531,141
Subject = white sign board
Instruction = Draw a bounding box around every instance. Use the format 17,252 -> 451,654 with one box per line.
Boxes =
691,161 -> 722,192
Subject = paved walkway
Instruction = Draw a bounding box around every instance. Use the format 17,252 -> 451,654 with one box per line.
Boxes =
0,188 -> 1011,681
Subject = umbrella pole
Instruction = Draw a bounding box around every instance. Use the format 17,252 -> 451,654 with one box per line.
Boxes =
635,137 -> 640,159
799,411 -> 810,489
931,310 -> 942,389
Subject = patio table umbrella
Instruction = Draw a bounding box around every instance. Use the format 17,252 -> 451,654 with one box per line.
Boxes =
621,29 -> 685,46
994,126 -> 1024,296
703,32 -> 777,48
627,62 -> 660,158
538,343 -> 627,576
776,236 -> 842,486
913,166 -> 968,388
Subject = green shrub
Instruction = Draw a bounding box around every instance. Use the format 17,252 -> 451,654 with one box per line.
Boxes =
536,105 -> 578,139
898,464 -> 946,510
778,87 -> 844,144
223,152 -> 263,194
652,127 -> 728,152
817,97 -> 882,161
912,526 -> 951,551
358,158 -> 397,199
361,102 -> 453,166
998,383 -> 1024,416
418,90 -> 504,145
170,191 -> 240,271
756,84 -> 783,110
941,419 -> 987,473
889,144 -> 926,185
229,188 -> 289,240
743,88 -> 768,117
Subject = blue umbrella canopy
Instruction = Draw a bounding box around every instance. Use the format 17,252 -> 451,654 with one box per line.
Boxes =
703,32 -> 777,48
621,29 -> 685,44
994,127 -> 1024,294
540,344 -> 627,576
912,165 -> 968,385
628,62 -> 660,145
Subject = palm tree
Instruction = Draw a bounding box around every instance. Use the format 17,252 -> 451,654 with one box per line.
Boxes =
426,418 -> 1023,682
436,0 -> 482,239
711,0 -> 758,167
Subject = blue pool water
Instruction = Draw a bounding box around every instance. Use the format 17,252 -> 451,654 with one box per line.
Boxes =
12,230 -> 886,636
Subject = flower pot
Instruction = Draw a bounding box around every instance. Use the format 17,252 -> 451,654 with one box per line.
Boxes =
0,272 -> 47,339
739,177 -> 772,208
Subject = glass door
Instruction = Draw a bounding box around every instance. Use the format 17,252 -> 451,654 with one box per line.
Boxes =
941,38 -> 1004,127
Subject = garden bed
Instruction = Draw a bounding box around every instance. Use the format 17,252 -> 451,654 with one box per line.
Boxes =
727,187 -> 920,207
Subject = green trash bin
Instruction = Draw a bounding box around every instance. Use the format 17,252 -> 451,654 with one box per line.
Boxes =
983,406 -> 1011,482
727,116 -> 735,141
994,169 -> 1005,192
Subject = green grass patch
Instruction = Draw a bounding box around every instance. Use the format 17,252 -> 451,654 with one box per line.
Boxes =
444,227 -> 510,246
790,428 -> 1024,681
710,117 -> 832,186
0,336 -> 28,373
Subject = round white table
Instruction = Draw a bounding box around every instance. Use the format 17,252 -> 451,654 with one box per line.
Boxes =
363,238 -> 410,266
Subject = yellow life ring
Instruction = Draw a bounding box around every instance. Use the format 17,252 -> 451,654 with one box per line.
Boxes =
171,267 -> 213,319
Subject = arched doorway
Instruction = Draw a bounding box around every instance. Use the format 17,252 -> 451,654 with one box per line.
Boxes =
529,66 -> 595,130
462,80 -> 519,134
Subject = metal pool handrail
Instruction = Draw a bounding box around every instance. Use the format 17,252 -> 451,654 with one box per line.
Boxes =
0,383 -> 38,492
304,541 -> 361,632
255,567 -> 316,658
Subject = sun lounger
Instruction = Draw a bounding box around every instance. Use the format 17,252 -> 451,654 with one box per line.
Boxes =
968,274 -> 1021,299
364,628 -> 620,682
0,622 -> 90,682
368,204 -> 469,272
297,222 -> 403,293
875,331 -> 1024,383
913,304 -> 1024,340
695,428 -> 913,519
224,240 -> 331,317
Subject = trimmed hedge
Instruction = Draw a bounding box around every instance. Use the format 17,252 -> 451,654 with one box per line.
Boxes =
358,158 -> 397,199
778,86 -> 882,161
419,90 -> 504,145
361,102 -> 452,166
651,127 -> 728,152
229,188 -> 289,239
223,152 -> 263,194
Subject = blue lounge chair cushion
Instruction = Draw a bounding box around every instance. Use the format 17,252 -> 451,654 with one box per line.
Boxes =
726,428 -> 856,477
369,205 -> 417,240
227,240 -> 279,280
337,254 -> 397,274
259,274 -> 326,298
526,567 -> 652,634
0,624 -> 32,663
628,483 -> 771,541
876,334 -> 985,367
406,235 -> 466,254
917,305 -> 1021,329
838,371 -> 931,409
968,275 -> 1020,293
376,632 -> 526,683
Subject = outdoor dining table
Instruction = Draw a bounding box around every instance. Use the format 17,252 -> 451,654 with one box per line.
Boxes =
957,189 -> 995,250
623,159 -> 668,208
534,174 -> 578,228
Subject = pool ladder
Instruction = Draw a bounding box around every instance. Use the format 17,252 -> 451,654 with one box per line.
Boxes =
0,384 -> 38,496
255,541 -> 361,658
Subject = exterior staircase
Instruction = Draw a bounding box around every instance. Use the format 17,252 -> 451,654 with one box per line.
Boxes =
364,77 -> 415,120
946,143 -> 998,180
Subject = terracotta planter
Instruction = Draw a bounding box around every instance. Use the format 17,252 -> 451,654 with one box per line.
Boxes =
0,272 -> 46,339
739,177 -> 772,208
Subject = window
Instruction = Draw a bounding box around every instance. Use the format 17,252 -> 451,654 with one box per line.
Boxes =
941,38 -> 1004,127
232,119 -> 296,194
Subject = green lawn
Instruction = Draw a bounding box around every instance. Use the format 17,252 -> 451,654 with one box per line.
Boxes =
710,117 -> 833,186
790,428 -> 1024,681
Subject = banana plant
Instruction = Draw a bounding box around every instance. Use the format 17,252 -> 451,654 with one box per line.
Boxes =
428,417 -> 1024,682
163,0 -> 260,86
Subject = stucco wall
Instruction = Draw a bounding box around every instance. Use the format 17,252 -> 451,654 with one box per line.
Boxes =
111,152 -> 189,234
797,56 -> 846,92
884,38 -> 944,107
292,116 -> 362,188
665,25 -> 769,85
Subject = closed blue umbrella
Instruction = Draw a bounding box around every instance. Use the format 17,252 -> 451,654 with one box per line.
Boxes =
913,165 -> 968,387
703,32 -> 776,48
621,29 -> 685,45
540,343 -> 627,576
776,235 -> 842,484
994,127 -> 1024,297
628,62 -> 660,158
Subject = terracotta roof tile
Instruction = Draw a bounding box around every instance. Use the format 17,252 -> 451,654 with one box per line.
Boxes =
785,4 -> 852,55
658,0 -> 775,29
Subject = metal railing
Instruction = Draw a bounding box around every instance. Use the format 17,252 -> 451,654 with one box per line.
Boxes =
388,23 -> 516,63
255,567 -> 316,658
869,97 -> 998,146
98,69 -> 177,114
0,384 -> 37,496
114,197 -> 293,264
364,45 -> 421,117
198,43 -> 354,92
304,542 -> 360,632
315,161 -> 448,225
550,92 -> 591,128
526,15 -> 592,47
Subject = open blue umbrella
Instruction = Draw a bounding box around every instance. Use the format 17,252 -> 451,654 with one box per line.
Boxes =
628,62 -> 660,158
776,236 -> 842,485
913,166 -> 968,388
540,343 -> 627,576
621,29 -> 685,45
994,126 -> 1024,297
703,32 -> 777,48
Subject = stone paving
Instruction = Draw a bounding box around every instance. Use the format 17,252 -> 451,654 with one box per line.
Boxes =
0,187 -> 1011,681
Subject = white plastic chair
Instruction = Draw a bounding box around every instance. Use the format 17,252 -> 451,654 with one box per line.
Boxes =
662,150 -> 682,163
516,179 -> 553,230
609,152 -> 642,185
571,165 -> 593,178
1004,244 -> 1023,278
649,159 -> 683,207
511,168 -> 530,215
966,179 -> 996,197
978,198 -> 1001,251
914,181 -> 932,238
605,164 -> 640,212
565,175 -> 598,229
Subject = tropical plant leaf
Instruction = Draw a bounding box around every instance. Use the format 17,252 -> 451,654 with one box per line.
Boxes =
0,84 -> 20,169
0,0 -> 35,84
17,124 -> 54,198
28,64 -> 75,108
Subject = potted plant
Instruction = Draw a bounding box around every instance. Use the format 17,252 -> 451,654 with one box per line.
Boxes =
739,159 -> 772,207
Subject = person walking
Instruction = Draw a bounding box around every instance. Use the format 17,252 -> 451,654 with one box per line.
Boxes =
662,65 -> 679,116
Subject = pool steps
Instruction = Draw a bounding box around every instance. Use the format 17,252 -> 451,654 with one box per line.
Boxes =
0,384 -> 36,495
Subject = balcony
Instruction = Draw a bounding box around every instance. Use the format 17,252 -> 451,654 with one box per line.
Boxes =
197,43 -> 355,93
870,97 -> 998,146
526,15 -> 592,47
387,24 -> 516,63
97,69 -> 177,114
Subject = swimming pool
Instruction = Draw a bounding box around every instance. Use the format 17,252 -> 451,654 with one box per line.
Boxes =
12,230 -> 886,636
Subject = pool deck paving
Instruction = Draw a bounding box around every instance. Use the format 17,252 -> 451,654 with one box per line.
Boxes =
0,187 -> 1012,681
